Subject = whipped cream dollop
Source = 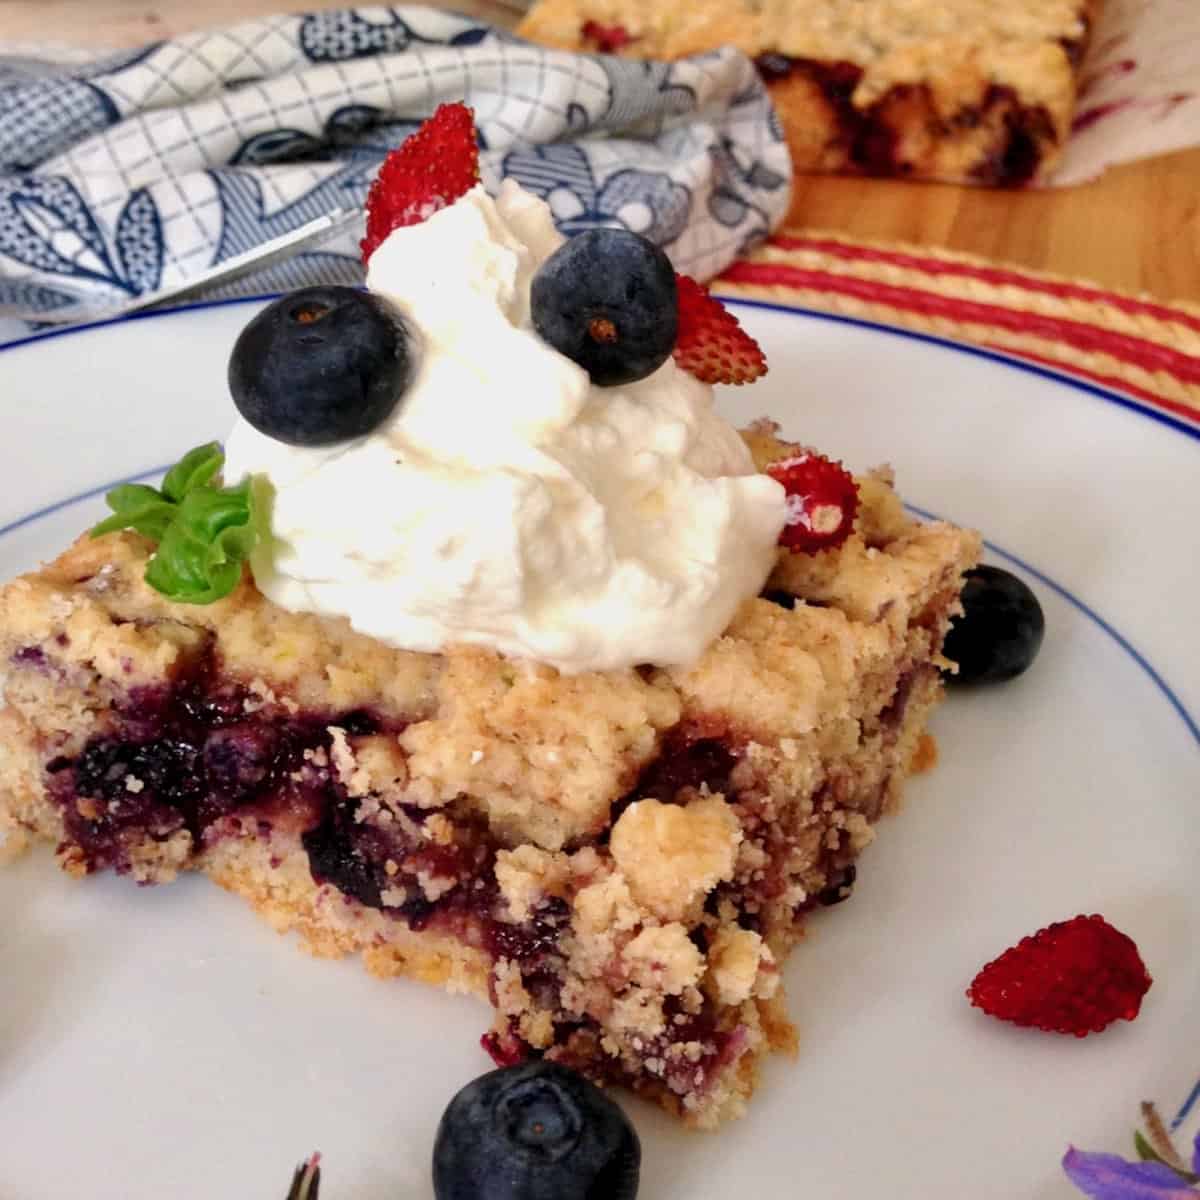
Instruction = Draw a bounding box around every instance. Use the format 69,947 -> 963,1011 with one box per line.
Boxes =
224,182 -> 786,674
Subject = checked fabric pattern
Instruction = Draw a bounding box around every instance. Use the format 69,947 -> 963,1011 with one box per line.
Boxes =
0,7 -> 791,340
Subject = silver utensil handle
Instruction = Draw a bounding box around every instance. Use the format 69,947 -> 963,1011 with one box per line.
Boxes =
123,207 -> 363,316
33,207 -> 363,326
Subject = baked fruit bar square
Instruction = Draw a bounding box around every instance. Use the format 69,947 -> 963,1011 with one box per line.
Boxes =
0,425 -> 979,1127
518,0 -> 1099,186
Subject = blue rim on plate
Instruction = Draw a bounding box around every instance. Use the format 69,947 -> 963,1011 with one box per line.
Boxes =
4,294 -> 1199,442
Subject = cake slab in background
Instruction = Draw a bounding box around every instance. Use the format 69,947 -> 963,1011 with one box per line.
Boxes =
517,0 -> 1200,187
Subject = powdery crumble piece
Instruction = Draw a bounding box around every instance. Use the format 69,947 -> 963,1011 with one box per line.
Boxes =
572,869 -> 643,937
611,794 -> 742,923
330,730 -> 409,803
706,927 -> 779,1006
622,924 -> 705,994
495,844 -> 571,923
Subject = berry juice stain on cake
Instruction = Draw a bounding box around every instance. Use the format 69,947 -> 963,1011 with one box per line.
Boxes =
43,645 -> 396,877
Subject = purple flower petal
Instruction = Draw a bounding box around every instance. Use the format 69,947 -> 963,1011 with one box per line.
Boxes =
1062,1148 -> 1198,1200
1192,1130 -> 1200,1178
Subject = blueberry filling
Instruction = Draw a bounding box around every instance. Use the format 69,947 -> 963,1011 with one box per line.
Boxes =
548,1001 -> 738,1103
36,641 -> 526,945
754,55 -> 1055,185
969,85 -> 1056,186
11,646 -> 48,669
301,802 -> 387,909
30,635 -> 924,1105
302,798 -> 495,932
759,588 -> 797,610
486,897 -> 570,964
817,863 -> 857,906
42,647 -> 390,876
629,731 -> 738,805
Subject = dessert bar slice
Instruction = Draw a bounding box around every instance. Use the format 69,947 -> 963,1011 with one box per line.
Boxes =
0,429 -> 979,1127
518,0 -> 1098,186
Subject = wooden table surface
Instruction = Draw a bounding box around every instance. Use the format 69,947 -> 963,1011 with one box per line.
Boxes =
2,0 -> 1197,303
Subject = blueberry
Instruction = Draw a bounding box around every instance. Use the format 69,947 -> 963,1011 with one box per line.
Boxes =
228,286 -> 414,447
943,565 -> 1045,684
817,863 -> 856,906
759,588 -> 798,610
433,1061 -> 640,1200
301,804 -> 384,910
531,229 -> 677,387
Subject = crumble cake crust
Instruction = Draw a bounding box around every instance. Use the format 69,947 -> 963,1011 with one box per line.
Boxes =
0,428 -> 980,1127
204,836 -> 494,994
517,0 -> 1099,185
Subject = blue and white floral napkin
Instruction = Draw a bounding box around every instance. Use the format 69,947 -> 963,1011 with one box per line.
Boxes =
0,6 -> 791,345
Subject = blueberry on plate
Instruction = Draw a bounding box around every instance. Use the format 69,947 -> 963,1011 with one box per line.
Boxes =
944,564 -> 1045,684
432,1061 -> 640,1200
531,228 -> 677,387
228,285 -> 414,447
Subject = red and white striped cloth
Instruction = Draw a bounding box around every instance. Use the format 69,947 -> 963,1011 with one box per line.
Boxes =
716,231 -> 1200,426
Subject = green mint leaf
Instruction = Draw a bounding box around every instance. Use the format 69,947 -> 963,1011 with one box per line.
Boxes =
91,483 -> 175,541
89,442 -> 268,605
1134,1131 -> 1164,1163
144,483 -> 256,604
204,482 -> 259,569
145,547 -> 242,604
161,441 -> 223,502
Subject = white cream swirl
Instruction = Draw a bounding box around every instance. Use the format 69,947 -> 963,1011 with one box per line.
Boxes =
224,181 -> 786,674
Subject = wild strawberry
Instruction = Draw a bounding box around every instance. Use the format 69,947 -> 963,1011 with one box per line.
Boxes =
766,453 -> 859,553
967,914 -> 1152,1037
361,102 -> 480,264
581,20 -> 634,53
672,274 -> 767,385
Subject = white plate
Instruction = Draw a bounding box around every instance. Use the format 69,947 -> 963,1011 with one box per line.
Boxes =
1,301 -> 1197,1200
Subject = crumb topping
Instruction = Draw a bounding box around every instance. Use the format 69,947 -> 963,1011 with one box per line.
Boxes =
401,650 -> 681,849
622,924 -> 705,994
496,844 -> 571,922
611,794 -> 742,922
705,926 -> 778,1005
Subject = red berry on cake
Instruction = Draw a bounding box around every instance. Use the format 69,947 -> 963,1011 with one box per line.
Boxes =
672,274 -> 767,385
967,914 -> 1152,1036
581,19 -> 634,52
766,452 -> 859,554
361,101 -> 481,263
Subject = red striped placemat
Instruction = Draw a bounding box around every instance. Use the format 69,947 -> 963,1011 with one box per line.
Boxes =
714,231 -> 1200,425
